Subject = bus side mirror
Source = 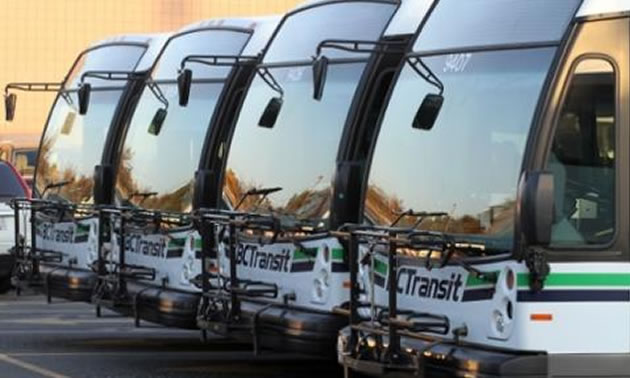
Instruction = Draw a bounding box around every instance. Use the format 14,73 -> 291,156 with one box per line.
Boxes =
412,94 -> 443,130
312,55 -> 329,101
518,171 -> 554,246
4,93 -> 16,121
78,83 -> 91,115
258,97 -> 283,128
178,69 -> 192,107
148,108 -> 168,136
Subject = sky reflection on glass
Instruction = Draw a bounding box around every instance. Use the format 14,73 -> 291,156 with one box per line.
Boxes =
115,82 -> 222,212
365,48 -> 555,244
224,63 -> 366,222
36,89 -> 124,202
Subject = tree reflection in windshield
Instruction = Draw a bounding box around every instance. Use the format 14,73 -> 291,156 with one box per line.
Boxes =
365,48 -> 556,248
36,89 -> 124,203
223,63 -> 365,223
115,82 -> 223,212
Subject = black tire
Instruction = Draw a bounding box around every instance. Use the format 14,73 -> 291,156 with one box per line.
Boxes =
0,275 -> 11,294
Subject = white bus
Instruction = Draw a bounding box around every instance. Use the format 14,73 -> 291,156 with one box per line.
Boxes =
337,0 -> 630,377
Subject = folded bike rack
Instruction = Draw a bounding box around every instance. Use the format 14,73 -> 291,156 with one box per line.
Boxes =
195,208 -> 329,351
10,198 -> 92,296
92,206 -> 188,320
331,225 -> 453,369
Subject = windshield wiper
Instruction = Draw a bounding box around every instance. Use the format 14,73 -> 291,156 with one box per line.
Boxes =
404,230 -> 499,283
41,180 -> 73,197
390,209 -> 448,229
234,186 -> 283,211
126,191 -> 158,206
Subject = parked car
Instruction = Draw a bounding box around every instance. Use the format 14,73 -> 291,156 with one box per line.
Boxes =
0,160 -> 30,293
0,133 -> 39,187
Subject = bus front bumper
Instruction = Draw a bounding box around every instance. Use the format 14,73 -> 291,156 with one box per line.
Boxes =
238,299 -> 347,357
126,282 -> 200,329
41,265 -> 97,302
337,328 -> 548,378
0,253 -> 14,279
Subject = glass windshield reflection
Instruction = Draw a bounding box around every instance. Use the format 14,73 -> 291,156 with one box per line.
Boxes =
365,48 -> 556,250
264,2 -> 395,63
36,89 -> 124,203
115,82 -> 223,212
66,45 -> 147,88
223,63 -> 366,224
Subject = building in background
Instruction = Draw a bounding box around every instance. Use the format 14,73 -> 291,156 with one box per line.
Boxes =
0,0 -> 300,148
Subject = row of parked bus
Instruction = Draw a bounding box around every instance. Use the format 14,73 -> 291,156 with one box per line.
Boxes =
2,0 -> 629,376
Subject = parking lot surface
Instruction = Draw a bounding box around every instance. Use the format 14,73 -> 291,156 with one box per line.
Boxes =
0,293 -> 343,378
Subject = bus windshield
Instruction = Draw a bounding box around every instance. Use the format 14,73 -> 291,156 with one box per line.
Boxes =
223,63 -> 366,224
37,89 -> 126,203
364,48 -> 556,251
114,30 -> 250,212
221,1 -> 397,226
35,44 -> 147,203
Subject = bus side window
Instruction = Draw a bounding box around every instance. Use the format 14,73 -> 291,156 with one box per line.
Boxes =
546,58 -> 616,246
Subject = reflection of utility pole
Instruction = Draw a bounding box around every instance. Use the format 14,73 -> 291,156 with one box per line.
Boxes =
443,203 -> 456,232
308,175 -> 324,192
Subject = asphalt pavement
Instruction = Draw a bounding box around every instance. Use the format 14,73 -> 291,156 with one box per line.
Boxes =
0,292 -> 343,378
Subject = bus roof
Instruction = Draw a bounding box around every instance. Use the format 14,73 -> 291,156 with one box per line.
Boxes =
175,16 -> 281,56
291,0 -> 428,37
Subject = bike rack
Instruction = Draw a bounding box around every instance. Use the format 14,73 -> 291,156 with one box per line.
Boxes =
331,225 -> 453,368
10,198 -> 94,296
92,205 -> 190,318
194,208 -> 326,353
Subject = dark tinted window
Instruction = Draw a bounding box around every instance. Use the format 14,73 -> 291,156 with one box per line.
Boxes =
0,162 -> 26,200
414,0 -> 580,53
264,2 -> 396,63
547,59 -> 616,245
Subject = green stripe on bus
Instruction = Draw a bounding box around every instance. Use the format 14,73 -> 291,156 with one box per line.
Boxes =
75,224 -> 90,234
332,248 -> 344,261
194,239 -> 202,249
374,259 -> 387,275
517,273 -> 630,288
294,249 -> 316,261
465,271 -> 499,287
168,238 -> 186,248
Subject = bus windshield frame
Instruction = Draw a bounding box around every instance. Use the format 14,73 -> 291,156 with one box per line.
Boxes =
113,29 -> 252,213
34,44 -> 148,203
220,1 -> 398,227
363,46 -> 558,253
